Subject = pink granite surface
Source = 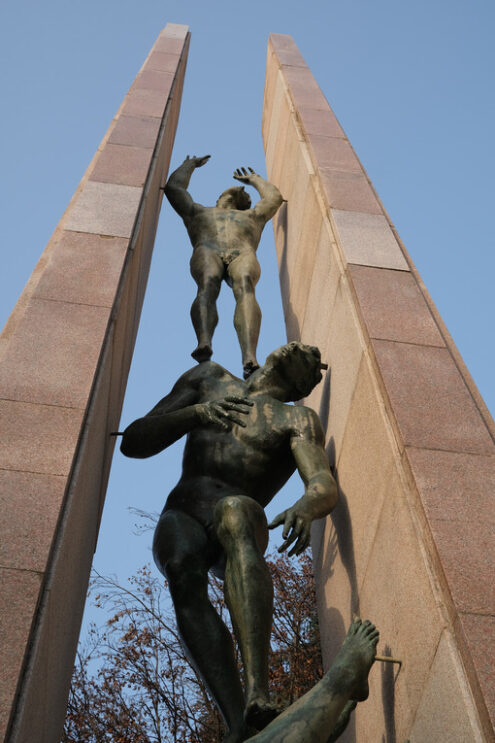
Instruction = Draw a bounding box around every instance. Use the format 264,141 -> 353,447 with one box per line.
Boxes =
406,447 -> 495,524
155,37 -> 184,54
64,180 -> 142,237
0,399 -> 84,477
297,106 -> 345,139
373,340 -> 493,455
133,69 -> 174,94
268,33 -> 307,67
0,470 -> 66,573
459,613 -> 495,731
0,569 -> 43,740
307,134 -> 361,172
281,64 -> 330,111
108,114 -> 162,149
90,143 -> 153,187
320,169 -> 383,214
409,630 -> 484,742
0,298 -> 110,409
122,87 -> 172,119
332,209 -> 409,269
264,32 -> 495,741
349,264 -> 444,346
429,513 -> 495,617
0,23 -> 189,743
148,50 -> 184,73
34,231 -> 128,307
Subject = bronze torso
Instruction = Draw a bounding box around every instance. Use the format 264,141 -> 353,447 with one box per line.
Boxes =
166,365 -> 298,524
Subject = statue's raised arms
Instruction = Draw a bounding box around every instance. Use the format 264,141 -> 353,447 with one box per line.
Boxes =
164,156 -> 283,379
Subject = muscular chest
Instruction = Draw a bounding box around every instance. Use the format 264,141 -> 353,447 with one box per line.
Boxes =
238,398 -> 291,453
189,209 -> 259,246
199,380 -> 291,451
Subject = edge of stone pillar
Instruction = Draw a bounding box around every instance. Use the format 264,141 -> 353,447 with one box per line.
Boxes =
0,23 -> 190,743
263,32 -> 494,742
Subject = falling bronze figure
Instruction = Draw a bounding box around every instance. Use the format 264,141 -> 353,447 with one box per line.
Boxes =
164,156 -> 283,378
121,340 -> 380,741
121,342 -> 338,739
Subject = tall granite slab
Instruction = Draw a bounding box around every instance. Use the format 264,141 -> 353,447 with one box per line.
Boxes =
263,33 -> 495,743
0,24 -> 189,743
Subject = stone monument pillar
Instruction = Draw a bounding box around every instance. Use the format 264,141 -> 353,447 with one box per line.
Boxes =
263,33 -> 494,743
0,24 -> 189,743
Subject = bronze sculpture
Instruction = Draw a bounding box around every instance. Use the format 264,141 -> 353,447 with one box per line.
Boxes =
243,618 -> 379,743
164,156 -> 283,378
119,146 -> 383,741
121,342 -> 338,741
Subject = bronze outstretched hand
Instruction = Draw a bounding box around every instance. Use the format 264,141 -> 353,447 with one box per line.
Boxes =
269,502 -> 313,557
233,166 -> 256,183
186,154 -> 211,167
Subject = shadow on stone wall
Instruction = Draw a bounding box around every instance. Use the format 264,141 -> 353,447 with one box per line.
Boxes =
275,202 -> 301,342
322,608 -> 357,743
276,213 -> 398,740
314,381 -> 360,742
319,373 -> 360,620
380,643 -> 398,743
319,369 -> 332,446
312,377 -> 400,741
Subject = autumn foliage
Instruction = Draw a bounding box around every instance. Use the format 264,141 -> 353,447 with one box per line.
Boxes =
63,552 -> 323,743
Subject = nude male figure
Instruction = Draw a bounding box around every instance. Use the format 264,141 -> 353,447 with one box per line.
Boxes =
121,342 -> 337,742
164,155 -> 283,378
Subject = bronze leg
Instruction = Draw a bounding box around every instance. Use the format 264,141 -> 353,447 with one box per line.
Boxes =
227,254 -> 261,378
153,509 -> 247,740
189,248 -> 224,361
243,619 -> 379,743
214,496 -> 279,730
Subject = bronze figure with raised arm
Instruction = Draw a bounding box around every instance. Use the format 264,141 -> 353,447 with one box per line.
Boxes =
121,342 -> 338,743
164,155 -> 283,379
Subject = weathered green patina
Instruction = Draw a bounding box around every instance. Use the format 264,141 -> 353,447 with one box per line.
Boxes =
245,618 -> 378,743
121,342 -> 339,740
122,341 -> 380,741
164,156 -> 283,378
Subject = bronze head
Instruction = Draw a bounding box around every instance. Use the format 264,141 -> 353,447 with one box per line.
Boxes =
264,342 -> 324,402
216,186 -> 252,211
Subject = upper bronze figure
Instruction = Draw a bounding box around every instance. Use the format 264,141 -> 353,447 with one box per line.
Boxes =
164,155 -> 283,379
121,342 -> 337,743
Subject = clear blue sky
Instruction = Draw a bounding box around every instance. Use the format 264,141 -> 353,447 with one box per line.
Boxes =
1,0 -> 494,626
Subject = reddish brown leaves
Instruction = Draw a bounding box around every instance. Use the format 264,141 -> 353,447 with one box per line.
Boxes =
63,555 -> 322,743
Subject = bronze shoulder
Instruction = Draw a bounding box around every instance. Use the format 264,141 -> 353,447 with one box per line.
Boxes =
289,404 -> 325,444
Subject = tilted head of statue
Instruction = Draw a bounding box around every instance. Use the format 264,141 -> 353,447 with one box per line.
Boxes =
263,342 -> 325,402
216,185 -> 252,211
